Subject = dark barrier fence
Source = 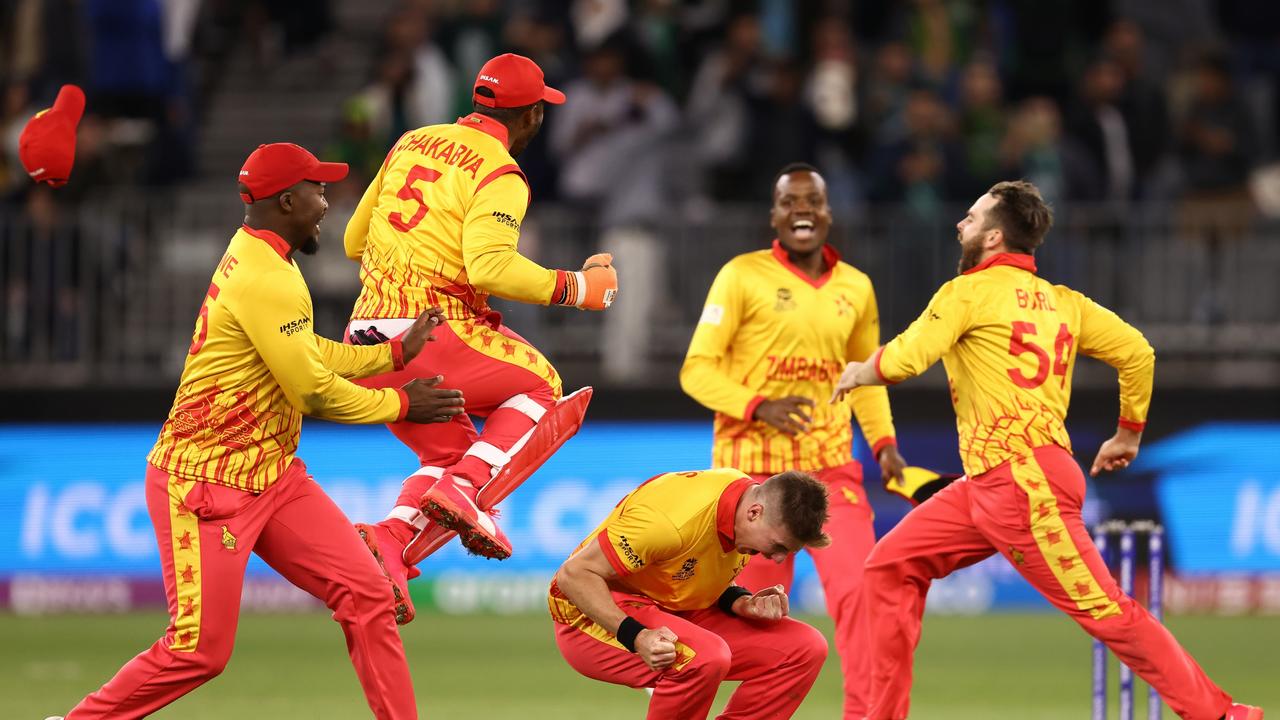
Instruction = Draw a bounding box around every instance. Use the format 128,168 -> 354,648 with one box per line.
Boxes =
3,197 -> 1278,389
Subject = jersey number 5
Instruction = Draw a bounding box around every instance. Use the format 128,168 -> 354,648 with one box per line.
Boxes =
1006,321 -> 1074,389
388,165 -> 443,232
189,282 -> 221,355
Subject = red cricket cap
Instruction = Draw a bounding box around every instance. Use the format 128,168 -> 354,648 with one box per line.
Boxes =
18,84 -> 86,188
472,53 -> 565,109
237,143 -> 348,204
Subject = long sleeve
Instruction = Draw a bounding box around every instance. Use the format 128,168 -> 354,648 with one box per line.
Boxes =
343,159 -> 386,261
314,335 -> 401,380
844,283 -> 896,452
878,278 -> 974,383
461,173 -> 558,304
1073,290 -> 1156,429
235,269 -> 406,423
680,264 -> 761,420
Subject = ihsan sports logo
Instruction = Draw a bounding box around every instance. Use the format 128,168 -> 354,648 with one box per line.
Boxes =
491,212 -> 520,230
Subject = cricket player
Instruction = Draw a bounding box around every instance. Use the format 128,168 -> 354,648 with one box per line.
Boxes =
341,54 -> 617,621
832,180 -> 1262,720
550,469 -> 832,720
680,162 -> 907,717
50,143 -> 466,720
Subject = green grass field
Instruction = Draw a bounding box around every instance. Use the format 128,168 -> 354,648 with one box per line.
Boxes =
5,612 -> 1276,719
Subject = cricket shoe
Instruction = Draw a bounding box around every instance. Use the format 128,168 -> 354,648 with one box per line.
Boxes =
355,522 -> 416,625
420,476 -> 512,560
1226,704 -> 1264,720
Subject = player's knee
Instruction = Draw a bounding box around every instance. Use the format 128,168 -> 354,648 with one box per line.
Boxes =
685,636 -> 732,680
863,552 -> 900,588
328,577 -> 394,623
786,622 -> 829,669
1079,594 -> 1141,640
176,643 -> 232,679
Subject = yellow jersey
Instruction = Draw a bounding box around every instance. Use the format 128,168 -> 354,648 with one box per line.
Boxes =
876,253 -> 1154,476
681,241 -> 896,473
345,113 -> 565,323
148,226 -> 407,493
549,468 -> 756,632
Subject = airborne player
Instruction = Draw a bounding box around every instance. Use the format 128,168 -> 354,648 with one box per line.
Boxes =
340,54 -> 617,625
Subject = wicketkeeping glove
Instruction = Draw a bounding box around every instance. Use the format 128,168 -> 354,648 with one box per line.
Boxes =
553,253 -> 617,310
348,326 -> 391,346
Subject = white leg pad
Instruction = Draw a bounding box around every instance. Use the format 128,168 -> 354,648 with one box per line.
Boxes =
464,441 -> 510,469
386,505 -> 428,530
498,393 -> 547,422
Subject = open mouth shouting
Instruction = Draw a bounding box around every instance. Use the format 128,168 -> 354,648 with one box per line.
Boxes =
791,219 -> 816,240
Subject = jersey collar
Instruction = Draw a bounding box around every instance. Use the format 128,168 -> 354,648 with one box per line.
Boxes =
962,252 -> 1037,275
716,476 -> 759,552
771,239 -> 840,289
241,224 -> 292,262
457,112 -> 511,149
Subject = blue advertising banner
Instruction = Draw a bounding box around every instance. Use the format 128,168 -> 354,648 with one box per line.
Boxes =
1143,423 -> 1280,574
0,420 -> 1146,613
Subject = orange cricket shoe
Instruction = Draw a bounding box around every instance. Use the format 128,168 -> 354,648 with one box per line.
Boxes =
420,475 -> 512,560
355,522 -> 416,625
1226,704 -> 1264,720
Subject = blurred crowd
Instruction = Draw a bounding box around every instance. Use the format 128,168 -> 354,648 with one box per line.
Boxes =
1,0 -> 1278,373
323,0 -> 1279,221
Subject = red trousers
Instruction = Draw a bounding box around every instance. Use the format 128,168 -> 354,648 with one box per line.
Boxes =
66,461 -> 416,720
735,463 -> 874,719
351,318 -> 560,521
554,593 -> 828,720
863,444 -> 1232,720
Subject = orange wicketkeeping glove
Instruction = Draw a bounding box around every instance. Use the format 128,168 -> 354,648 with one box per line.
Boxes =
552,253 -> 617,310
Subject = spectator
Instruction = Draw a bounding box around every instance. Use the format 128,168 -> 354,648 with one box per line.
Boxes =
745,59 -> 819,199
867,88 -> 969,212
999,97 -> 1102,206
686,12 -> 768,202
1102,19 -> 1172,197
1067,58 -> 1138,203
804,17 -> 866,210
863,41 -> 917,147
1175,50 -> 1259,324
550,38 -> 678,221
1177,51 -> 1257,197
956,57 -> 1006,195
549,38 -> 679,384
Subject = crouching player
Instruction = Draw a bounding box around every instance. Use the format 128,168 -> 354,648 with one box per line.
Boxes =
549,469 -> 831,720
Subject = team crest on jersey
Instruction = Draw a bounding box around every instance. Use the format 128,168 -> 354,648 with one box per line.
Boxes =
775,288 -> 796,312
221,525 -> 237,551
672,557 -> 698,581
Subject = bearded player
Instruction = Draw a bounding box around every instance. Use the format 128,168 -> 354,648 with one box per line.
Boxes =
340,53 -> 617,625
680,163 -> 907,718
832,180 -> 1262,720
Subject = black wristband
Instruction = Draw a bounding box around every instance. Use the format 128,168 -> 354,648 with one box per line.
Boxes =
616,616 -> 646,653
717,585 -> 753,615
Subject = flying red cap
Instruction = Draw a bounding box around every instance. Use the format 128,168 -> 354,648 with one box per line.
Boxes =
237,143 -> 348,204
472,53 -> 566,109
18,84 -> 86,187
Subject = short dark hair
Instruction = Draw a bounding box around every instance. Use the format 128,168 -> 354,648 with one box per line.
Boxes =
472,88 -> 540,124
986,180 -> 1054,254
772,162 -> 822,191
763,471 -> 831,548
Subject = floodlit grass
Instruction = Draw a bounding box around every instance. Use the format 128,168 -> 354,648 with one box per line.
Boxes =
5,612 -> 1277,719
